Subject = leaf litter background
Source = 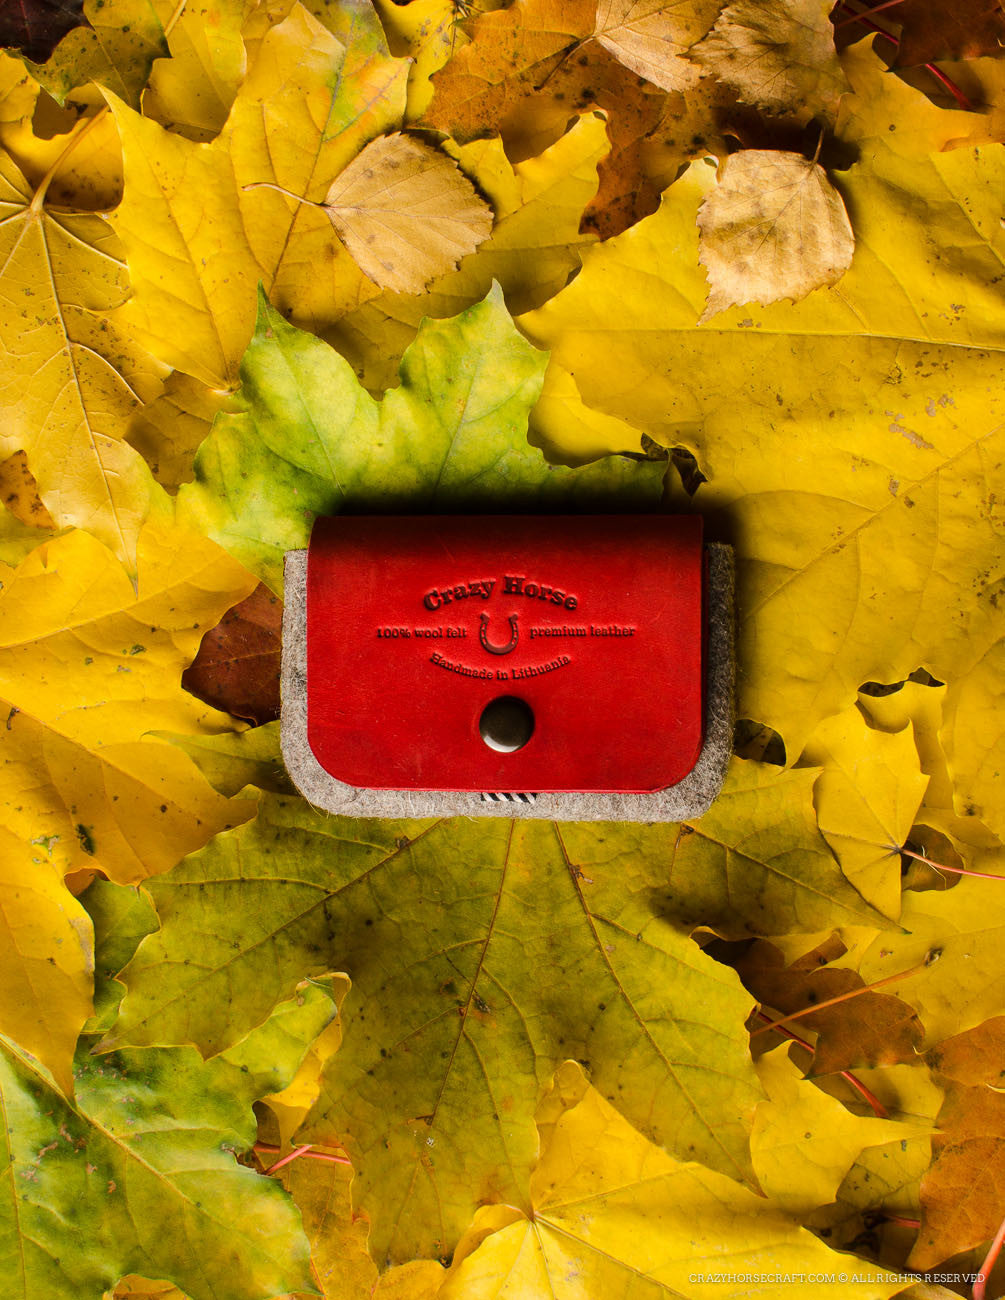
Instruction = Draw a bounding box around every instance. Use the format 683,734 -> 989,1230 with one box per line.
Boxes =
1,0 -> 1005,1296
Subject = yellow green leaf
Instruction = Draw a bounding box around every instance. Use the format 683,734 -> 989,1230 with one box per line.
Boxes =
260,976 -> 349,1148
434,1060 -> 906,1300
751,1046 -> 925,1216
798,703 -> 929,918
0,827 -> 92,1095
0,142 -> 167,569
32,0 -> 176,107
0,520 -> 258,883
697,150 -> 854,320
0,992 -> 328,1298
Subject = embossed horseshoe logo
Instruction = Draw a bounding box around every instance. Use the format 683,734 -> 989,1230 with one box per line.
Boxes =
479,612 -> 519,656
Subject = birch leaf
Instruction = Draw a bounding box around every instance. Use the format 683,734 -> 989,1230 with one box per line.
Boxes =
320,132 -> 493,294
329,113 -> 609,392
689,0 -> 847,124
697,149 -> 854,321
592,0 -> 721,92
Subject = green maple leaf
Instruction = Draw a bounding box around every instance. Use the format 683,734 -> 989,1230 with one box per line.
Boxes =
0,976 -> 337,1300
176,285 -> 665,594
103,792 -> 780,1264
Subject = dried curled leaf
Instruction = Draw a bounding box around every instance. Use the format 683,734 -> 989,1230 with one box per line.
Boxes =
697,149 -> 854,320
181,582 -> 282,725
321,132 -> 493,293
689,0 -> 847,124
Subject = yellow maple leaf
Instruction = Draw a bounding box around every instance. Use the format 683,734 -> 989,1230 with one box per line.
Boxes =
751,1046 -> 927,1217
106,2 -> 409,389
859,681 -> 1003,876
425,1061 -> 906,1299
0,518 -> 257,884
521,46 -> 1005,754
0,827 -> 92,1096
0,135 -> 166,569
799,703 -> 929,918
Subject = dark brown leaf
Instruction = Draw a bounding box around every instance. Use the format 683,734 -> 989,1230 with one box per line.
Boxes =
735,938 -> 923,1074
0,0 -> 87,61
893,0 -> 1005,66
182,583 -> 282,725
912,1081 -> 1005,1269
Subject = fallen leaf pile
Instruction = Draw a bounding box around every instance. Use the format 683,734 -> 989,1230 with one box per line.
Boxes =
1,0 -> 1004,1296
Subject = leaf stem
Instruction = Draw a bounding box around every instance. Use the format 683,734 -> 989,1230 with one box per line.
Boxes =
30,109 -> 108,215
974,1213 -> 1005,1300
754,1011 -> 889,1117
881,1213 -> 921,1229
254,1141 -> 352,1170
833,1 -> 973,110
242,182 -> 319,207
751,961 -> 927,1038
902,847 -> 1005,883
834,0 -> 904,28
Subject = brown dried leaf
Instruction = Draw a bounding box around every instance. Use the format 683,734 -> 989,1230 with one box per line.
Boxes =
697,149 -> 854,320
912,1082 -> 1005,1270
735,939 -> 923,1074
689,0 -> 848,124
926,1017 -> 1005,1088
181,582 -> 282,725
424,0 -> 725,237
322,132 -> 493,294
893,0 -> 1005,67
0,449 -> 55,529
593,0 -> 722,91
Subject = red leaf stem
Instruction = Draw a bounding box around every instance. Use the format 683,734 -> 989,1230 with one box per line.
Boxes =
753,1011 -> 889,1118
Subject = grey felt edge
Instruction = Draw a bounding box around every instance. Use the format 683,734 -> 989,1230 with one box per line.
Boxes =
280,543 -> 734,822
